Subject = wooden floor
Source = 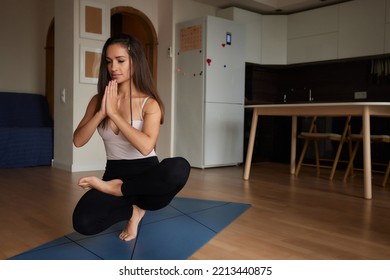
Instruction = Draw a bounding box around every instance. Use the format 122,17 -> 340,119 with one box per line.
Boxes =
1,162 -> 389,260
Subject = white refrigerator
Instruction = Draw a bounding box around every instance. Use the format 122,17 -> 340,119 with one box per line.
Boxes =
174,16 -> 245,168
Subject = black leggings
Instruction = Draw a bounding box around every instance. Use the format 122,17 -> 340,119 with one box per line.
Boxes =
72,156 -> 190,235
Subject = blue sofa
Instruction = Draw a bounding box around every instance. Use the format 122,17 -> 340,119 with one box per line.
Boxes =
0,92 -> 53,168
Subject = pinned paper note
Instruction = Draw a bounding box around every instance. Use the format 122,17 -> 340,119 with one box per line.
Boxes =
180,24 -> 202,52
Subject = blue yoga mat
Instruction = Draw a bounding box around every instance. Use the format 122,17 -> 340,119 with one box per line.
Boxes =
10,197 -> 251,260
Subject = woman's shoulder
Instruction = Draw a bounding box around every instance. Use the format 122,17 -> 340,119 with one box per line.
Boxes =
83,94 -> 100,113
143,96 -> 159,107
90,93 -> 99,102
87,94 -> 99,106
143,96 -> 161,115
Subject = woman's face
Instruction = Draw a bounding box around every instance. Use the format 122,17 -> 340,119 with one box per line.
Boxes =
105,43 -> 132,84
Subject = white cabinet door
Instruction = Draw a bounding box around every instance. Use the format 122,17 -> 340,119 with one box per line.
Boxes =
287,5 -> 338,64
261,15 -> 287,65
288,5 -> 338,39
288,33 -> 338,64
338,0 -> 386,58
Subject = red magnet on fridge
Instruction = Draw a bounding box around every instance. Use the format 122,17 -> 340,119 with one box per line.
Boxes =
207,58 -> 212,66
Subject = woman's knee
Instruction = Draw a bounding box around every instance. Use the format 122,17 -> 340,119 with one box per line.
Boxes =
162,157 -> 191,185
163,157 -> 190,173
72,192 -> 107,235
72,211 -> 99,235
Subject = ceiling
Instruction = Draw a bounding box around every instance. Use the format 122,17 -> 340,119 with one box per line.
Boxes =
192,0 -> 352,14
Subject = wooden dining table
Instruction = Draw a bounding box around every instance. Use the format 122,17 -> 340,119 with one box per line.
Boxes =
243,102 -> 390,199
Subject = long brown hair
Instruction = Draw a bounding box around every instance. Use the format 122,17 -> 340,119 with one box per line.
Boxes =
95,34 -> 164,125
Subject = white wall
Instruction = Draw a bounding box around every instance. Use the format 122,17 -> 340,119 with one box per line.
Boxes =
0,0 -> 54,94
156,0 -> 175,159
52,0 -> 76,171
172,0 -> 216,23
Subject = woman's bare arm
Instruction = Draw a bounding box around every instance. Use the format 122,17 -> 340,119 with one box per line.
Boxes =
73,94 -> 106,147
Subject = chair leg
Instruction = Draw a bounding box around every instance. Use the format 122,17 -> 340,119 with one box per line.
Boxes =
295,139 -> 310,176
348,133 -> 354,177
382,160 -> 390,187
314,140 -> 321,175
296,117 -> 318,177
329,116 -> 351,180
343,142 -> 360,182
330,142 -> 343,180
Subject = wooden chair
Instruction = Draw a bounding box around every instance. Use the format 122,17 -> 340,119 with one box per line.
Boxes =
343,134 -> 390,187
295,116 -> 352,180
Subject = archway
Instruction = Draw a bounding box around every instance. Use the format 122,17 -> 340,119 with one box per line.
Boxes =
110,6 -> 158,81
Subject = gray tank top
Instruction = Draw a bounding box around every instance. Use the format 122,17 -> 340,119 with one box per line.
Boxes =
97,97 -> 157,160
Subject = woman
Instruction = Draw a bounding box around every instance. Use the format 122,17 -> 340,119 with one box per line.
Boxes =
72,34 -> 190,241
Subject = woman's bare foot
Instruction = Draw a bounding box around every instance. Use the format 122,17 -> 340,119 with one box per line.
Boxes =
78,176 -> 123,196
119,205 -> 146,241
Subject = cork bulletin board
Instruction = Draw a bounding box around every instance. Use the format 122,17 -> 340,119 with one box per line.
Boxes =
180,24 -> 203,52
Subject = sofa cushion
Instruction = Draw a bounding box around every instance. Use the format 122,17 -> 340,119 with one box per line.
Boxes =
0,92 -> 53,127
0,92 -> 54,168
0,127 -> 53,167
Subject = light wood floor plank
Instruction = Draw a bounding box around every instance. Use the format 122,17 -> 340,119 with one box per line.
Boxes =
1,163 -> 389,260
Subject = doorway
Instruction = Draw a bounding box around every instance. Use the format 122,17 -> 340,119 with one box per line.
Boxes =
111,6 -> 158,81
45,19 -> 55,119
